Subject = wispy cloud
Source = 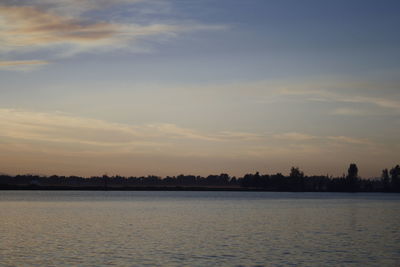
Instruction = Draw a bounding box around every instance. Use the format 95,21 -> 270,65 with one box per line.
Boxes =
16,0 -> 144,15
326,136 -> 372,145
273,132 -> 317,141
0,1 -> 226,68
331,107 -> 366,116
0,109 -> 256,151
0,60 -> 50,71
0,108 -> 394,176
271,132 -> 373,146
0,60 -> 49,66
146,123 -> 222,142
181,79 -> 400,114
0,5 -> 201,53
276,80 -> 400,113
215,131 -> 264,141
0,108 -> 380,151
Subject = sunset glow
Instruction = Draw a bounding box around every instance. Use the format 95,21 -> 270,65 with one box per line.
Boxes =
1,0 -> 399,177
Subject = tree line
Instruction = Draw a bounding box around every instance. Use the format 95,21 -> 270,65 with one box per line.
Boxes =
1,163 -> 399,192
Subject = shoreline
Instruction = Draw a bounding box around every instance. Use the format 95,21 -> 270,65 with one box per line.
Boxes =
0,184 -> 397,193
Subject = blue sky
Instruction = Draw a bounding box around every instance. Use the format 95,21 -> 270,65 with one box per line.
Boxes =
1,0 -> 399,177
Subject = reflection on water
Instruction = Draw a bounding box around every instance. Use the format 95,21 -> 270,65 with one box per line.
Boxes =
1,191 -> 399,266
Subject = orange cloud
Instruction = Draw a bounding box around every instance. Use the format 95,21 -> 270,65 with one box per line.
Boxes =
0,3 -> 226,58
0,60 -> 49,66
0,5 -> 123,48
0,59 -> 50,71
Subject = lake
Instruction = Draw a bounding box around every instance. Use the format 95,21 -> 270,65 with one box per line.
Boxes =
0,191 -> 399,266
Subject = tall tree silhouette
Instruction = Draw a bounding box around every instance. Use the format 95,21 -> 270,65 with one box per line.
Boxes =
290,167 -> 305,191
390,165 -> 400,192
347,163 -> 358,191
381,168 -> 390,191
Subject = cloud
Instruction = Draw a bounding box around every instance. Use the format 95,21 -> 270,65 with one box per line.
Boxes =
271,132 -> 374,148
326,136 -> 372,145
215,131 -> 264,141
1,108 -> 395,177
331,107 -> 366,116
181,79 -> 399,115
273,132 -> 316,141
146,123 -> 222,142
0,109 -> 259,152
0,60 -> 49,66
277,80 -> 400,113
0,60 -> 50,71
0,108 -> 380,151
0,6 -> 112,48
7,0 -> 145,16
0,5 -> 177,53
0,1 -> 226,66
353,96 -> 400,111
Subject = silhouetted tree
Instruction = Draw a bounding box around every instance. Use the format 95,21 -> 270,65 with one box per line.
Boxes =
390,165 -> 400,192
347,164 -> 358,179
290,167 -> 304,178
346,163 -> 358,191
241,173 -> 255,188
381,168 -> 390,191
289,167 -> 305,191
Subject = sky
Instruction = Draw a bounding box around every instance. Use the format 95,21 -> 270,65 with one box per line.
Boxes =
1,0 -> 399,178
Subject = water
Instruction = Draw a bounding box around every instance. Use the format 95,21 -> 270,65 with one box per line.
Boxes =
0,191 -> 399,266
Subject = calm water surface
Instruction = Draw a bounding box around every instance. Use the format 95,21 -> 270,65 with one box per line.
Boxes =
0,191 -> 399,266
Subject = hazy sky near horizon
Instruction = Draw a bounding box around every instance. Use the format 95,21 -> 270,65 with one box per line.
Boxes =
1,0 -> 399,177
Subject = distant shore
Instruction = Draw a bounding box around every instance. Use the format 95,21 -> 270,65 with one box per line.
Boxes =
1,164 -> 399,192
0,184 -> 275,191
1,184 -> 399,193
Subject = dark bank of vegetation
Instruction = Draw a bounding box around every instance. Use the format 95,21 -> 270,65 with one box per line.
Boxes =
1,164 -> 400,192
